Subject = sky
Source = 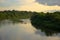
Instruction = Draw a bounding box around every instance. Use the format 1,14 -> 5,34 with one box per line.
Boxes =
0,0 -> 60,12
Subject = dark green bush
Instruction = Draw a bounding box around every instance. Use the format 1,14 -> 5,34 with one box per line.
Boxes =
30,12 -> 60,36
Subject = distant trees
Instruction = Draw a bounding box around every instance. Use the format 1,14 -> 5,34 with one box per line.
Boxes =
0,10 -> 35,21
30,11 -> 60,36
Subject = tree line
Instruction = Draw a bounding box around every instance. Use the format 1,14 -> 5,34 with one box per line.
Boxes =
30,11 -> 60,36
0,10 -> 36,21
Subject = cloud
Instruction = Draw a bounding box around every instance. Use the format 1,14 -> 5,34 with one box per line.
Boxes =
19,2 -> 60,12
0,0 -> 5,3
0,0 -> 35,7
0,0 -> 23,7
0,0 -> 60,12
36,0 -> 60,6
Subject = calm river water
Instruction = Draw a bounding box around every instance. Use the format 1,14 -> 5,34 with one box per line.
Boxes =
0,19 -> 60,40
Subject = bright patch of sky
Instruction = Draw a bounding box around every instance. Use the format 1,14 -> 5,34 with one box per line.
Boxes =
0,0 -> 60,12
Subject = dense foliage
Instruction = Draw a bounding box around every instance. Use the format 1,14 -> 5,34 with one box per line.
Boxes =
30,11 -> 60,36
0,10 -> 36,21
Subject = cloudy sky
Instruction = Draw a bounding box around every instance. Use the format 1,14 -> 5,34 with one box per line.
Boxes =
0,0 -> 60,12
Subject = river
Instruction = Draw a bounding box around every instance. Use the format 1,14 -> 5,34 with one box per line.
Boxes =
0,19 -> 60,40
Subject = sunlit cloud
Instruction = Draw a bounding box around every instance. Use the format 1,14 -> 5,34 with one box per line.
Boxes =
0,0 -> 60,12
19,2 -> 60,12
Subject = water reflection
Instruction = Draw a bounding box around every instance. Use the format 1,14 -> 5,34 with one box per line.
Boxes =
0,19 -> 60,40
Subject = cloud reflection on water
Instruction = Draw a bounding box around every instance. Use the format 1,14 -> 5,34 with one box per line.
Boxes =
0,19 -> 60,40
